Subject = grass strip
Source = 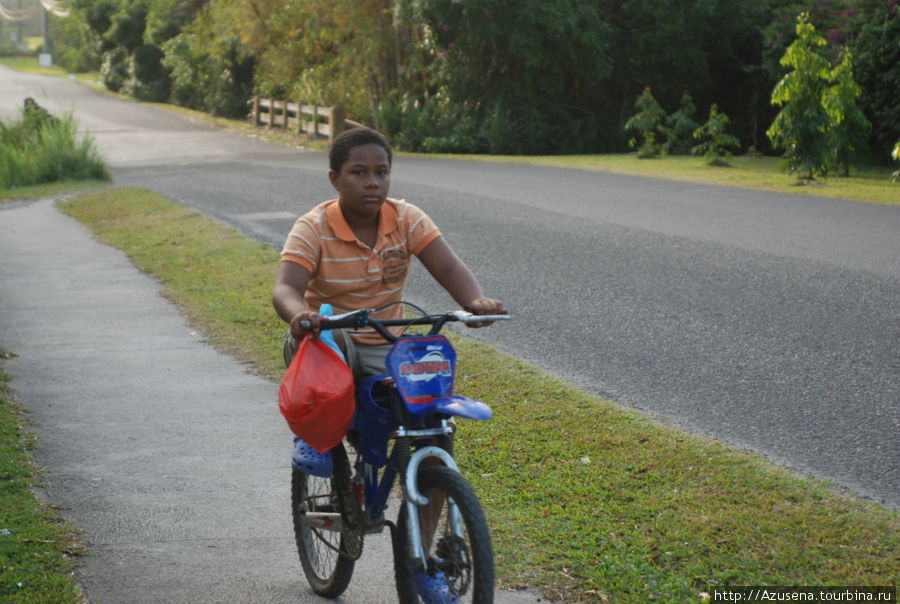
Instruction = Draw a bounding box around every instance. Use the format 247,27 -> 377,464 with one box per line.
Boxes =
57,187 -> 898,602
410,153 -> 899,206
0,180 -> 107,203
0,350 -> 85,603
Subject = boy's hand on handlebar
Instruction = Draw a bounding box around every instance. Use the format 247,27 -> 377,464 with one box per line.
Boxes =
290,310 -> 321,340
465,297 -> 505,328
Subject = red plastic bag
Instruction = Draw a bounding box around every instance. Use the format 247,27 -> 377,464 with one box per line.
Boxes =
278,336 -> 355,453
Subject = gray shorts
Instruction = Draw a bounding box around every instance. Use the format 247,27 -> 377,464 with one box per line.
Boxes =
282,329 -> 392,382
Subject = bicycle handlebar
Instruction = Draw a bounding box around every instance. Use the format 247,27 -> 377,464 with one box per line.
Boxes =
300,308 -> 510,342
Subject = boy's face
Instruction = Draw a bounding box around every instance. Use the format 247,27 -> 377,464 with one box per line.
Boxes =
329,143 -> 391,226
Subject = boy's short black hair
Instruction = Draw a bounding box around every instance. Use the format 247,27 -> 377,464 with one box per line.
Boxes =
329,127 -> 393,172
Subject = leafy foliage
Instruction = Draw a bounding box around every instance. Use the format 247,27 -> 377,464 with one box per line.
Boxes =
849,2 -> 900,162
42,0 -> 897,159
693,104 -> 741,166
162,4 -> 255,118
665,94 -> 700,156
625,88 -> 670,158
823,49 -> 871,176
767,12 -> 832,179
393,0 -> 615,153
761,0 -> 899,162
767,12 -> 871,179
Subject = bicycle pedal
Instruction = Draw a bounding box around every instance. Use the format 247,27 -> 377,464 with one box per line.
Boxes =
340,490 -> 365,528
340,526 -> 364,559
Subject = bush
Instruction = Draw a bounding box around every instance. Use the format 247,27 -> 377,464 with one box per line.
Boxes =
692,104 -> 741,166
665,94 -> 700,155
625,88 -> 670,158
0,101 -> 109,189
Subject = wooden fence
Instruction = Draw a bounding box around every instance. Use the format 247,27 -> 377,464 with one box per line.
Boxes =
250,96 -> 345,142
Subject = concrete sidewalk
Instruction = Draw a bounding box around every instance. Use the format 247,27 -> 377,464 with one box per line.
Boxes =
0,198 -> 543,603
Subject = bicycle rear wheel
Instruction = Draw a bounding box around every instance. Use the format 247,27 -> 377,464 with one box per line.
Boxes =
291,442 -> 355,598
394,465 -> 495,603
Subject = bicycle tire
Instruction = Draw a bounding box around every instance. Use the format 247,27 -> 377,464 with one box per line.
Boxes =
291,442 -> 356,598
394,465 -> 495,603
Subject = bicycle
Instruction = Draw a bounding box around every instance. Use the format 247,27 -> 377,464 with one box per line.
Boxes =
289,304 -> 510,603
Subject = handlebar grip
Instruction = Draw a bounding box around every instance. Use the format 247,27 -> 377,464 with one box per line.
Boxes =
299,319 -> 333,330
299,315 -> 356,331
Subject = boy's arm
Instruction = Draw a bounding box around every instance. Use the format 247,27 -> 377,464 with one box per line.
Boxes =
417,237 -> 503,327
272,261 -> 321,339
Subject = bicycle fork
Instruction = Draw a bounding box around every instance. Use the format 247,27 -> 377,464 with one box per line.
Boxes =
402,443 -> 465,567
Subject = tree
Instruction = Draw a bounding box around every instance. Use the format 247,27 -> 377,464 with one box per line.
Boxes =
692,104 -> 741,166
625,87 -> 670,158
162,1 -> 255,118
664,93 -> 699,155
395,0 -> 614,153
767,12 -> 833,179
849,1 -> 900,163
823,48 -> 870,176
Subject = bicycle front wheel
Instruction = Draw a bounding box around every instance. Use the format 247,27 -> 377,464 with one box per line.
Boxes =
291,443 -> 355,598
395,465 -> 495,603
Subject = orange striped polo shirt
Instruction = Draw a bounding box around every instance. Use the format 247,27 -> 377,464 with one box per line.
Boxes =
281,198 -> 441,344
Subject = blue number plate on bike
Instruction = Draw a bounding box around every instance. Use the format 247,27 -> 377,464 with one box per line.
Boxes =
387,335 -> 456,405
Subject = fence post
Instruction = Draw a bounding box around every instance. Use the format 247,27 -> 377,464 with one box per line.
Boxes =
252,96 -> 259,126
329,105 -> 345,142
266,98 -> 273,129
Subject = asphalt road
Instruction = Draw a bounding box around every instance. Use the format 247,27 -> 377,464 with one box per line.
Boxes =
2,67 -> 897,518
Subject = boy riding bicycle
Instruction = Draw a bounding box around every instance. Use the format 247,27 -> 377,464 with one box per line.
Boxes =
272,127 -> 502,602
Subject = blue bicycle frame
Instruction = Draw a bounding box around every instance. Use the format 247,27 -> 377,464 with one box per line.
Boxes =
350,333 -> 493,564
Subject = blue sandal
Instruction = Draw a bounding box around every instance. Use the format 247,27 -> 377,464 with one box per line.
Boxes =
291,437 -> 333,477
414,564 -> 459,604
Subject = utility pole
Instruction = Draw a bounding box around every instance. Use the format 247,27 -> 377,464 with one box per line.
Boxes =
39,2 -> 52,66
41,4 -> 49,51
17,0 -> 23,50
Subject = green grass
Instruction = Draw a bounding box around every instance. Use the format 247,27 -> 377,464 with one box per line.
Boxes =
0,106 -> 109,190
409,153 -> 899,206
52,187 -> 898,602
0,180 -> 108,202
0,350 -> 85,603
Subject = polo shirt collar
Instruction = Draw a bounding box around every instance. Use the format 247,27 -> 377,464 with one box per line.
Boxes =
326,199 -> 398,242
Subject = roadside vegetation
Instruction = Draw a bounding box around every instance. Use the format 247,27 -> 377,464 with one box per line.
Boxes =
0,350 -> 85,602
44,187 -> 896,602
2,55 -> 896,206
33,0 -> 897,166
0,101 -> 109,190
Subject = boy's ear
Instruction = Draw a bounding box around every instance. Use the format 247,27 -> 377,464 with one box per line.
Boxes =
328,169 -> 340,191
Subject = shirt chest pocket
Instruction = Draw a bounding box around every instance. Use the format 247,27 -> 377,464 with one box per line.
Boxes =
381,249 -> 408,285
